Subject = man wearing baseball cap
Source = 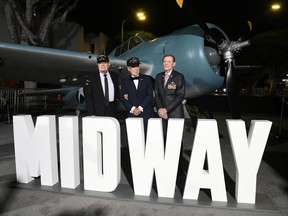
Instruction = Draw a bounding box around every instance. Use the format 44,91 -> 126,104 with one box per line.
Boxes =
120,57 -> 155,136
84,54 -> 119,117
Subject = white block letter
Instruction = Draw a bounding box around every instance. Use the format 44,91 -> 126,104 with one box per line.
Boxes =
59,116 -> 80,189
82,116 -> 121,192
227,119 -> 272,204
13,115 -> 59,186
126,118 -> 184,197
184,119 -> 227,202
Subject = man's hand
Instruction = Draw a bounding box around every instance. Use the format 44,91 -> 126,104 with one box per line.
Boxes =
133,107 -> 142,116
158,108 -> 168,119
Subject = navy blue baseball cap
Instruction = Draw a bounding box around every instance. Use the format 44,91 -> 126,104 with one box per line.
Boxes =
127,57 -> 141,67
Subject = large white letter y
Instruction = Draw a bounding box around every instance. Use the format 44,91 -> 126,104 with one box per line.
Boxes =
226,119 -> 272,204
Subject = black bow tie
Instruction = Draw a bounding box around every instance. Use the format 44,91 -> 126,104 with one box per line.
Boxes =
130,76 -> 139,80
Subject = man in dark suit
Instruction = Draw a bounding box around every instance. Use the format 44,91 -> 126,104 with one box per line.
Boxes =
84,55 -> 119,117
154,54 -> 186,177
154,54 -> 185,120
120,57 -> 154,135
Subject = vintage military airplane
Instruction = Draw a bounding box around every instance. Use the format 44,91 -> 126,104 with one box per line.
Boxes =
0,21 -> 249,117
0,0 -> 251,118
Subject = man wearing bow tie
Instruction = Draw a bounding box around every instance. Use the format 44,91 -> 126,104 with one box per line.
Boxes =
120,57 -> 155,135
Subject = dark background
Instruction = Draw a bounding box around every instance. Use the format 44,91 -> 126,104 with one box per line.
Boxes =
69,0 -> 288,39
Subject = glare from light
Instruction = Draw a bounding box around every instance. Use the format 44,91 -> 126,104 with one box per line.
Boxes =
136,11 -> 146,21
59,78 -> 67,83
137,12 -> 145,17
121,11 -> 146,44
271,4 -> 281,10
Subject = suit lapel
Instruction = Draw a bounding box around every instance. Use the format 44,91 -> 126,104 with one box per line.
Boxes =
162,72 -> 165,87
129,78 -> 137,91
96,73 -> 105,97
137,75 -> 143,91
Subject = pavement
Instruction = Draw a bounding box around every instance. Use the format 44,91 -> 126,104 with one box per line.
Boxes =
0,110 -> 288,216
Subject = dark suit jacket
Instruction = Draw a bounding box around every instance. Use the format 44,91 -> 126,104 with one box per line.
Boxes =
120,74 -> 154,122
154,70 -> 185,118
84,71 -> 119,116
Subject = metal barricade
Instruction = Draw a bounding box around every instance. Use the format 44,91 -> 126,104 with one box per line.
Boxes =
0,88 -> 49,123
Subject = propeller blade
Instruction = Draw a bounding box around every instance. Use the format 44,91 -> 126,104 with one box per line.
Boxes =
221,40 -> 250,118
175,0 -> 251,119
175,0 -> 223,45
226,60 -> 241,119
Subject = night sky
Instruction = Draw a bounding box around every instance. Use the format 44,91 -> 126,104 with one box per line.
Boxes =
69,0 -> 288,40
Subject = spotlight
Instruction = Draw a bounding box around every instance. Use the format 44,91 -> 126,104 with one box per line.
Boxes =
59,77 -> 67,83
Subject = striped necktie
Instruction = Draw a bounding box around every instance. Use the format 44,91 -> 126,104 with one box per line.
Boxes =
164,73 -> 169,86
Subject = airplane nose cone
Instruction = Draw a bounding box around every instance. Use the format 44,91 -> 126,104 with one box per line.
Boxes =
205,46 -> 221,67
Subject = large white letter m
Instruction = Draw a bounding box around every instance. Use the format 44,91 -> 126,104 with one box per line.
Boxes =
13,115 -> 59,186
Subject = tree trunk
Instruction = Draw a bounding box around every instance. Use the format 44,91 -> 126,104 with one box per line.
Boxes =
3,0 -> 79,91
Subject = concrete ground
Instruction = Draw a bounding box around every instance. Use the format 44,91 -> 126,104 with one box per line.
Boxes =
0,110 -> 288,216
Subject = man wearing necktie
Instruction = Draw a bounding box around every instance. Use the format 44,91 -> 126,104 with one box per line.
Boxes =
84,55 -> 119,117
155,54 -> 185,120
154,54 -> 186,179
120,57 -> 155,135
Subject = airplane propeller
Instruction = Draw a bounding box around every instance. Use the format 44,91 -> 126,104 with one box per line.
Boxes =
176,0 -> 250,118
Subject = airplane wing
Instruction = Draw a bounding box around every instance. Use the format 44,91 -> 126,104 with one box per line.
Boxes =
18,86 -> 86,111
0,42 -> 98,86
19,86 -> 78,95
